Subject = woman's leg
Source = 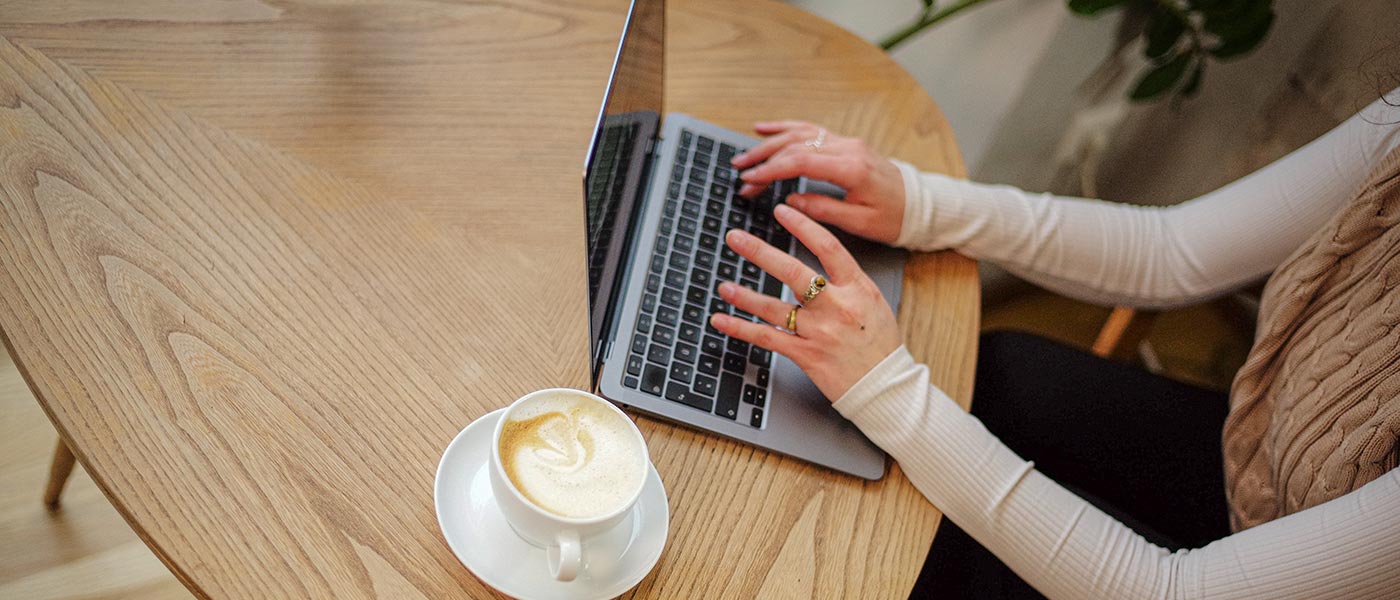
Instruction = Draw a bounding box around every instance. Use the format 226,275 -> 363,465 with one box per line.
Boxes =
913,330 -> 1233,599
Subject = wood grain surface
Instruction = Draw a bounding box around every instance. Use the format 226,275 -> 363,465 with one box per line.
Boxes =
0,0 -> 977,598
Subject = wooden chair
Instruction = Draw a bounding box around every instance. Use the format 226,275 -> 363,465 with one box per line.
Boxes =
1091,306 -> 1158,362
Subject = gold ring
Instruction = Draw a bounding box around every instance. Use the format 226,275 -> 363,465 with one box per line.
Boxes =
785,305 -> 800,334
802,275 -> 827,304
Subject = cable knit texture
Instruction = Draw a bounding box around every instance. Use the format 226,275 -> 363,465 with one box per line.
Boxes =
1223,147 -> 1400,531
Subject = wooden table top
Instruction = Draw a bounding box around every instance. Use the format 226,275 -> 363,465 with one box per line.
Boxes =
0,0 -> 978,598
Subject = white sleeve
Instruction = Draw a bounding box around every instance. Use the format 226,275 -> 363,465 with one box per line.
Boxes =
833,347 -> 1400,600
893,92 -> 1400,309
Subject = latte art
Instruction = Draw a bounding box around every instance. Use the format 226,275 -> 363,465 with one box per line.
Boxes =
499,394 -> 646,519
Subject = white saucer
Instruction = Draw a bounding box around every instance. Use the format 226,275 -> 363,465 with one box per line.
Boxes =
435,409 -> 669,600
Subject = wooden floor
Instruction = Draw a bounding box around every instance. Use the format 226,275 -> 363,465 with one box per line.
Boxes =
0,291 -> 1250,599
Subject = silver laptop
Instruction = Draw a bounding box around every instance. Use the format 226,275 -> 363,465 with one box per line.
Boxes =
583,0 -> 906,479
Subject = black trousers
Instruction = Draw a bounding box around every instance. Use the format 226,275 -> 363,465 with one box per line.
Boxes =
911,331 -> 1234,599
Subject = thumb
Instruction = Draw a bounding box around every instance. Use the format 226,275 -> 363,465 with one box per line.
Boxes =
785,193 -> 871,236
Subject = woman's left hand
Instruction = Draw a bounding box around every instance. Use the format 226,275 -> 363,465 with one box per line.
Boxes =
709,203 -> 902,401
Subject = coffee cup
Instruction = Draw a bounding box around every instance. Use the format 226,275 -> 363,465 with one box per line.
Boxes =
489,388 -> 650,582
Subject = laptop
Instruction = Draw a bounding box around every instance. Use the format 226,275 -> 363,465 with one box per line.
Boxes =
582,0 -> 907,479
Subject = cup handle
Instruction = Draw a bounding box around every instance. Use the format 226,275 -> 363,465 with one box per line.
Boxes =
548,530 -> 581,581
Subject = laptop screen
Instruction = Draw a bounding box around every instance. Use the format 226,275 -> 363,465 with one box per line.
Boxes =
583,0 -> 664,378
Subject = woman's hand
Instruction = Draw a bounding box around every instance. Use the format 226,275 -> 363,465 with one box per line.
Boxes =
709,203 -> 902,401
731,121 -> 906,245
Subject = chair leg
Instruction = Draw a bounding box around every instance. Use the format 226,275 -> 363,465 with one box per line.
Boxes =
44,438 -> 77,509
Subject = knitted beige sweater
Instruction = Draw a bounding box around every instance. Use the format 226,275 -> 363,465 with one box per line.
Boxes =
1223,147 -> 1400,531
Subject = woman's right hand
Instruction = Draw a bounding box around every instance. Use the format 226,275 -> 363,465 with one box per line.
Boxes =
730,121 -> 907,245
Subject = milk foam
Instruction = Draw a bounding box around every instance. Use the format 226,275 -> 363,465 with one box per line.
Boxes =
499,394 -> 646,519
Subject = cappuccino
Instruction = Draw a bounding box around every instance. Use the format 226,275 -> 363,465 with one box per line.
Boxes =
498,393 -> 646,519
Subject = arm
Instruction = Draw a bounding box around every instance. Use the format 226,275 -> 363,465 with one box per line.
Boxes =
896,94 -> 1400,308
834,347 -> 1400,600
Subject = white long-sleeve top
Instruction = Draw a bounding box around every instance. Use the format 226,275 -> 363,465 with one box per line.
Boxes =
834,94 -> 1400,599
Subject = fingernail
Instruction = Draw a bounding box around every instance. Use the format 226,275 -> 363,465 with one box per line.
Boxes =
731,153 -> 746,165
727,228 -> 752,242
740,169 -> 755,181
775,203 -> 795,216
709,313 -> 727,327
718,281 -> 735,296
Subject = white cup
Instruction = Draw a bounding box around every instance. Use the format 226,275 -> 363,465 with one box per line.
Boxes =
489,388 -> 650,582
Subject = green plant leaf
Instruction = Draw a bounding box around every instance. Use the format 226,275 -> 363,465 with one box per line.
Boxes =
1067,0 -> 1127,16
1209,7 -> 1274,58
1144,12 -> 1185,59
1204,0 -> 1269,37
1131,53 -> 1193,100
922,0 -> 937,9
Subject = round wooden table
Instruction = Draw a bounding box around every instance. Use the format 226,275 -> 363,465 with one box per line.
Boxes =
0,0 -> 979,597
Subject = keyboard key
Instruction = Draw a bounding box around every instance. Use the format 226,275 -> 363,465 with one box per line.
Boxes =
753,386 -> 767,407
762,274 -> 782,297
727,337 -> 750,355
693,374 -> 718,397
680,130 -> 693,145
654,236 -> 669,255
713,167 -> 732,185
665,269 -> 686,289
678,218 -> 698,235
666,381 -> 713,411
674,235 -> 694,253
659,217 -> 673,235
690,269 -> 711,287
700,232 -> 719,249
695,252 -> 715,269
701,336 -> 725,356
683,305 -> 704,324
749,346 -> 771,366
682,200 -> 701,218
647,344 -> 671,364
717,263 -> 737,281
698,354 -> 721,376
641,364 -> 666,395
728,212 -> 746,228
679,323 -> 701,343
687,285 -> 708,305
756,367 -> 770,387
668,252 -> 690,270
685,183 -> 704,200
620,374 -> 638,390
750,408 -> 764,427
669,363 -> 694,384
706,200 -> 725,215
743,384 -> 757,405
723,352 -> 747,373
636,313 -> 653,333
721,246 -> 739,262
719,143 -> 736,161
650,254 -> 665,273
652,324 -> 675,346
696,136 -> 714,151
657,306 -> 679,326
709,298 -> 728,314
646,273 -> 660,293
710,182 -> 729,198
661,287 -> 683,307
740,277 -> 759,292
641,293 -> 657,313
666,181 -> 680,198
631,334 -> 647,354
716,373 -> 743,419
627,354 -> 643,376
674,342 -> 699,363
742,262 -> 761,278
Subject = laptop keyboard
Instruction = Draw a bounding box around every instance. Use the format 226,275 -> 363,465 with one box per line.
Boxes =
621,129 -> 797,429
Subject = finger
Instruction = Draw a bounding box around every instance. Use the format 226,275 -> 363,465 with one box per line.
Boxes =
725,228 -> 818,291
773,203 -> 862,284
731,129 -> 807,168
709,313 -> 802,355
717,281 -> 792,327
740,150 -> 862,191
753,120 -> 812,135
786,193 -> 874,234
